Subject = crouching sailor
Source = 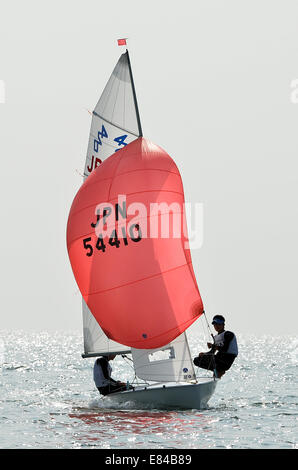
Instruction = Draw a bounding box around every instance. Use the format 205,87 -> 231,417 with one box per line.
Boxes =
193,315 -> 238,379
93,353 -> 132,396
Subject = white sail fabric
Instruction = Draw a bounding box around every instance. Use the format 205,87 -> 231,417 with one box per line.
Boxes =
82,51 -> 141,356
84,51 -> 142,178
82,299 -> 130,357
131,333 -> 196,383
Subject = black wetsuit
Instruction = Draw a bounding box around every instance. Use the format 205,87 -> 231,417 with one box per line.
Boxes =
194,331 -> 238,373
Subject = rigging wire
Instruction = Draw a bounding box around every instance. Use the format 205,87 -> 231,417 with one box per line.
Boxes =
203,310 -> 214,342
121,354 -> 139,385
75,169 -> 84,178
199,310 -> 217,378
121,354 -> 134,366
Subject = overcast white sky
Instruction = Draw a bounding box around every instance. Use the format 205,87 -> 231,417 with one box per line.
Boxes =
0,0 -> 297,336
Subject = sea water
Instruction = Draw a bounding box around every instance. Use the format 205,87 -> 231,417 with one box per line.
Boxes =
0,329 -> 297,449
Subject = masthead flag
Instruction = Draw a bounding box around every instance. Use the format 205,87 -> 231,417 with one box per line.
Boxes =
117,38 -> 127,46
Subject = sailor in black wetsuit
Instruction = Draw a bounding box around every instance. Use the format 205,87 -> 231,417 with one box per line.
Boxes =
93,353 -> 129,396
193,315 -> 238,378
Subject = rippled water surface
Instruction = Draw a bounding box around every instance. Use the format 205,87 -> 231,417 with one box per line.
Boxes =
0,330 -> 297,449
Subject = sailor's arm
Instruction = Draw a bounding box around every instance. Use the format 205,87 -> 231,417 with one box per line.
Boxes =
207,342 -> 216,352
99,358 -> 116,384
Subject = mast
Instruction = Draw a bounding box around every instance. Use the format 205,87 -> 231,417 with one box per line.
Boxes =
126,49 -> 143,137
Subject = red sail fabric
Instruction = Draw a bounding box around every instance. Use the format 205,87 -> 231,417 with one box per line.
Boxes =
67,138 -> 203,349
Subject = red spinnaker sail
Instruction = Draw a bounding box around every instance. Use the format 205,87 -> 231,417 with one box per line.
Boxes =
67,138 -> 203,349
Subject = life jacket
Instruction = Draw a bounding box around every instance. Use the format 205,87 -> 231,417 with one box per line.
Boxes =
214,330 -> 238,356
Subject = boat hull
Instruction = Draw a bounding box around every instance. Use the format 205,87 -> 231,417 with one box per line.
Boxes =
106,378 -> 218,410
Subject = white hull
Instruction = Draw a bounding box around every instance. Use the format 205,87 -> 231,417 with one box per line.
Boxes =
106,377 -> 218,410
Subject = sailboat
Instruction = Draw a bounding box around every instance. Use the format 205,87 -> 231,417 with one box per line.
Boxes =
67,44 -> 217,409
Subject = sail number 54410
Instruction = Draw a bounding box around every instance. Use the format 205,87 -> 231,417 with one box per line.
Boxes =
82,225 -> 142,257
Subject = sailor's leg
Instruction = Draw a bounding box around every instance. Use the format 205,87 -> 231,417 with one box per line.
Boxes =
193,353 -> 215,371
107,383 -> 128,394
97,386 -> 109,396
214,369 -> 225,379
214,354 -> 236,377
214,355 -> 231,379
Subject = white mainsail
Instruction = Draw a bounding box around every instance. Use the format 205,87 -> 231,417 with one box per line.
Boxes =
82,299 -> 130,357
84,51 -> 142,178
82,50 -> 142,357
131,333 -> 197,383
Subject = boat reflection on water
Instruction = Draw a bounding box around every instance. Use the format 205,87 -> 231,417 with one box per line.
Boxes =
68,406 -> 215,446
